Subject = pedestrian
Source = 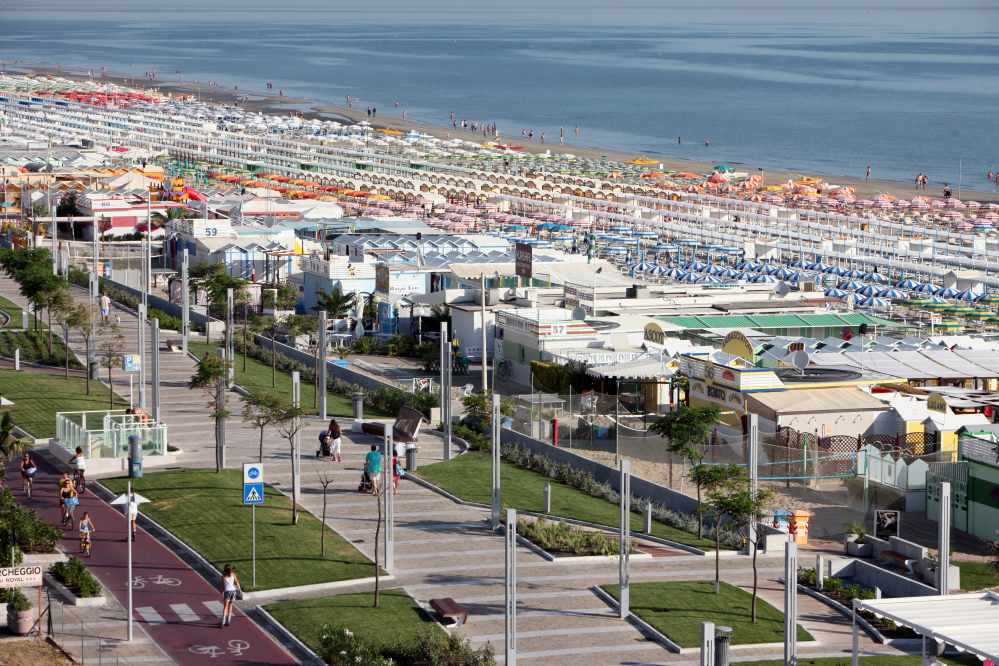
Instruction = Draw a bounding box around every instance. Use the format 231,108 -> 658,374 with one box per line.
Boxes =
279,90 -> 282,97
450,112 -> 454,120
560,134 -> 563,146
866,166 -> 871,181
705,139 -> 709,147
575,125 -> 578,135
373,108 -> 376,117
944,184 -> 952,199
126,479 -> 139,541
923,174 -> 928,190
367,107 -> 371,117
395,101 -> 399,107
990,172 -> 994,182
529,130 -> 533,141
218,564 -> 242,628
541,133 -> 545,144
522,129 -> 525,138
392,450 -> 403,494
346,95 -> 350,108
325,419 -> 342,462
678,137 -> 681,144
365,444 -> 381,496
99,291 -> 111,324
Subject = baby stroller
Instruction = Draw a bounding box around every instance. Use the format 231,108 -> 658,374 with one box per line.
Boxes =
357,466 -> 373,493
316,431 -> 333,460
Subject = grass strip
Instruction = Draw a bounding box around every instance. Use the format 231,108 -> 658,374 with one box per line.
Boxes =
413,451 -> 722,550
0,330 -> 85,369
600,581 -> 813,648
263,589 -> 439,653
103,469 -> 377,591
0,294 -> 45,329
954,560 -> 999,592
187,340 -> 392,419
0,368 -> 128,438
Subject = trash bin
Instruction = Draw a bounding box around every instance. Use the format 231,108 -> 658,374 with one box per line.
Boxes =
405,443 -> 418,472
352,392 -> 365,420
128,434 -> 143,479
89,360 -> 100,381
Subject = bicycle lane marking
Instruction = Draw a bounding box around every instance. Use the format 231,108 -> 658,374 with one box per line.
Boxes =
7,452 -> 298,666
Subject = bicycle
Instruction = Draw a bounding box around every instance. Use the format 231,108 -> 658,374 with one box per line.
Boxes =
62,496 -> 79,528
22,469 -> 35,499
498,358 -> 512,382
80,530 -> 93,558
73,468 -> 86,495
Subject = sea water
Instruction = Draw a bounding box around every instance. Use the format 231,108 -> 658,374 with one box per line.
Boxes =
2,2 -> 997,192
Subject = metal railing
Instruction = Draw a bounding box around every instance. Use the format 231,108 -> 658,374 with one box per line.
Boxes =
54,410 -> 168,459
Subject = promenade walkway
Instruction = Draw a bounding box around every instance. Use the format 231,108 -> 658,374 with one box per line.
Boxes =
0,275 -> 905,665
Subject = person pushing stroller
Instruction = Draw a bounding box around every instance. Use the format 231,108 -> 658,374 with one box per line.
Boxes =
317,419 -> 342,462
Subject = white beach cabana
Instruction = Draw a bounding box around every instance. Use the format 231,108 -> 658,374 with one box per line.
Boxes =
852,593 -> 999,665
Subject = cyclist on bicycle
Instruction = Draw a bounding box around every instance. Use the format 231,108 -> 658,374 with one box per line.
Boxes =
58,473 -> 76,523
72,446 -> 86,488
78,512 -> 96,556
20,453 -> 36,487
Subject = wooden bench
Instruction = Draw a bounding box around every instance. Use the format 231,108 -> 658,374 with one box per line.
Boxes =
429,598 -> 468,627
880,549 -> 916,573
361,406 -> 430,444
165,339 -> 184,352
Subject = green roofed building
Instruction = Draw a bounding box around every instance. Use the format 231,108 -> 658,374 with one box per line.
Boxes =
656,312 -> 901,343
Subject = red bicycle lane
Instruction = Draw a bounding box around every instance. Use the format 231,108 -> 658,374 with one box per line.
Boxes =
11,451 -> 299,666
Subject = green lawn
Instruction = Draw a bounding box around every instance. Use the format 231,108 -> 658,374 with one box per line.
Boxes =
735,657 -> 981,666
103,469 -> 377,591
264,589 -> 439,653
414,451 -> 723,551
0,330 -> 85,369
955,560 -> 999,592
0,294 -> 45,329
187,340 -> 392,419
0,368 -> 128,438
600,581 -> 813,648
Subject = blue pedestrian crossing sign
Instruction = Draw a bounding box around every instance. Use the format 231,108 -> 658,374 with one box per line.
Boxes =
243,483 -> 264,505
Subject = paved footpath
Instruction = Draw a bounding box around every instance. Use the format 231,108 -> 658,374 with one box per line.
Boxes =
7,451 -> 297,666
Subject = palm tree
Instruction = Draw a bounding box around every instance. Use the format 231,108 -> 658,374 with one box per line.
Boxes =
0,412 -> 32,462
147,205 -> 196,231
311,287 -> 358,319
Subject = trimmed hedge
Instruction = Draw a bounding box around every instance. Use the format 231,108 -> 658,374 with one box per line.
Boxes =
50,557 -> 103,598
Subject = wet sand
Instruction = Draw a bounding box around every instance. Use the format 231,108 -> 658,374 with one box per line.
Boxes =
10,63 -> 998,204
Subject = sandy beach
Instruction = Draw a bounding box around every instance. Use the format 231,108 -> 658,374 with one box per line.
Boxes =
10,63 -> 998,205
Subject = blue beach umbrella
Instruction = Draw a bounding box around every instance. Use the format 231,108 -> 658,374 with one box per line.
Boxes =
824,288 -> 847,298
913,283 -> 938,294
811,263 -> 832,272
837,280 -> 866,291
877,288 -> 907,299
864,272 -> 889,282
753,274 -> 777,283
843,269 -> 865,279
955,289 -> 984,302
859,297 -> 890,308
893,279 -> 920,289
665,268 -> 688,278
855,285 -> 882,296
935,287 -> 960,298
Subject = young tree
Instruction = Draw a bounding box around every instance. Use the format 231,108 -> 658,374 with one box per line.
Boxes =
241,390 -> 284,463
65,303 -> 97,395
187,354 -> 233,473
47,288 -> 74,356
310,455 -> 338,556
691,463 -> 746,594
260,285 -> 299,386
53,292 -> 77,380
272,398 -> 309,524
259,315 -> 281,388
96,322 -> 126,408
648,405 -> 723,538
16,265 -> 65,334
710,470 -> 777,622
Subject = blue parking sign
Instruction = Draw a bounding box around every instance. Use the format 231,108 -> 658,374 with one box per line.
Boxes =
243,483 -> 264,505
122,355 -> 141,373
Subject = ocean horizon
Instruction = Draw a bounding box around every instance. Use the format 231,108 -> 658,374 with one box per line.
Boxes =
3,1 -> 998,192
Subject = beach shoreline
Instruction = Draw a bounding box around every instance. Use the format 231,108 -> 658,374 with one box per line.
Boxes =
7,62 -> 998,205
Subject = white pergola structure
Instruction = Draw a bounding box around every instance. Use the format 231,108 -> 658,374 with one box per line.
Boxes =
853,593 -> 999,666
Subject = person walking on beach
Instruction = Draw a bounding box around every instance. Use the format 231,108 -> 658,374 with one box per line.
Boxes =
866,166 -> 871,181
529,130 -> 533,141
916,173 -> 922,186
347,95 -> 350,108
678,137 -> 681,144
923,174 -> 928,190
453,120 -> 457,129
522,129 -> 526,139
373,108 -> 376,117
575,125 -> 578,136
705,139 -> 709,147
367,107 -> 371,117
541,133 -> 545,144
218,564 -> 242,628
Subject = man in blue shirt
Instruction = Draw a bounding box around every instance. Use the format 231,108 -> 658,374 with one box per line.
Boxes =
365,445 -> 381,496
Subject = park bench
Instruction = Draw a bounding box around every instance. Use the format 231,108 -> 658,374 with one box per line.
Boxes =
880,549 -> 916,573
360,406 -> 430,444
165,339 -> 184,352
429,598 -> 468,627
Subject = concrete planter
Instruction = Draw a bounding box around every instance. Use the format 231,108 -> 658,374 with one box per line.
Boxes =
847,541 -> 872,557
7,607 -> 33,635
43,573 -> 107,607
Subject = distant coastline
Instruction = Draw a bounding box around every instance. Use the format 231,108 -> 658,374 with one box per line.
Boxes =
8,61 -> 999,206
